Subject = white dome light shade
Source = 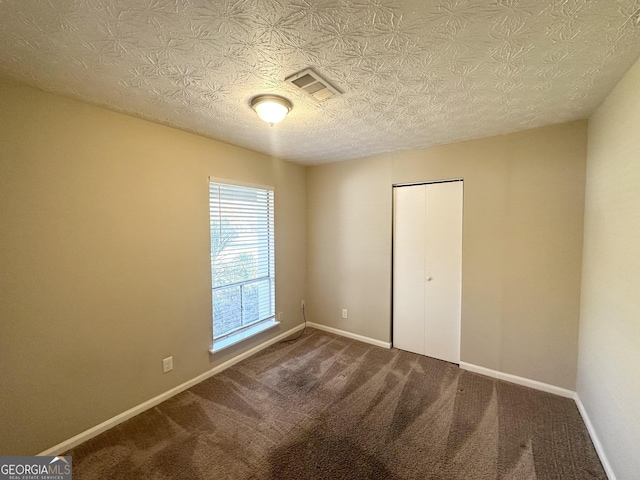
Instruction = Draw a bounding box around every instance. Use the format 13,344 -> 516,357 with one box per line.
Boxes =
251,95 -> 292,125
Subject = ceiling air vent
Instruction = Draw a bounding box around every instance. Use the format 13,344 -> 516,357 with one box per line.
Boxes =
285,68 -> 341,101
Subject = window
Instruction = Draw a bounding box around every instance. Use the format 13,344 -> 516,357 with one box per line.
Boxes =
208,180 -> 277,352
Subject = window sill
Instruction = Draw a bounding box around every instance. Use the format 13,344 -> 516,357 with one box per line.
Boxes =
209,319 -> 280,354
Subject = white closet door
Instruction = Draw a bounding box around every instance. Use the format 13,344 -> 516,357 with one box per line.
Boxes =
393,185 -> 426,355
393,181 -> 463,364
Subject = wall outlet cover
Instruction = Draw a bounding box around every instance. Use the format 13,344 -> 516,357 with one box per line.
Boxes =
162,356 -> 173,374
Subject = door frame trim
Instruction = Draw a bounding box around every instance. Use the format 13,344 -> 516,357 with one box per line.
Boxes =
393,178 -> 463,188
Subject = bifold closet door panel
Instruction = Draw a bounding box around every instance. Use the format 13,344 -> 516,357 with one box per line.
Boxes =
392,185 -> 426,356
423,181 -> 463,364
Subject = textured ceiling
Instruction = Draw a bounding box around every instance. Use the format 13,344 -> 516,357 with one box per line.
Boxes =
1,1 -> 640,165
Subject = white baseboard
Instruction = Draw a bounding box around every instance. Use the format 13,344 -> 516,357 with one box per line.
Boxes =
38,323 -> 306,456
306,322 -> 392,349
574,395 -> 617,480
459,362 -> 575,399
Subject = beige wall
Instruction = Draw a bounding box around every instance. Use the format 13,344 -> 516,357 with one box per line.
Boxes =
0,82 -> 307,455
307,156 -> 393,342
577,58 -> 640,479
307,120 -> 587,390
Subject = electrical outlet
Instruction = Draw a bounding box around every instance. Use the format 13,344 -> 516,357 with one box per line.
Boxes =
162,356 -> 173,374
277,311 -> 283,321
342,309 -> 348,319
301,300 -> 305,309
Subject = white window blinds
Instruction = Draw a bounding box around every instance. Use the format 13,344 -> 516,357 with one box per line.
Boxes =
209,181 -> 275,341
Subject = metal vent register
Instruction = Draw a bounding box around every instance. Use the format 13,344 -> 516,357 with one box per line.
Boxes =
285,68 -> 341,101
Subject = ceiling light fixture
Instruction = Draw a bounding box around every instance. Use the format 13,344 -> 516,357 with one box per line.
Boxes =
251,95 -> 292,125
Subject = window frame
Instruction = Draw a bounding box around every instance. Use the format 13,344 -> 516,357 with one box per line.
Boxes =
208,177 -> 278,353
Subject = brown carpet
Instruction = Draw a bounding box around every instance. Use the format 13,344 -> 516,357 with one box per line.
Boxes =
66,328 -> 606,479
